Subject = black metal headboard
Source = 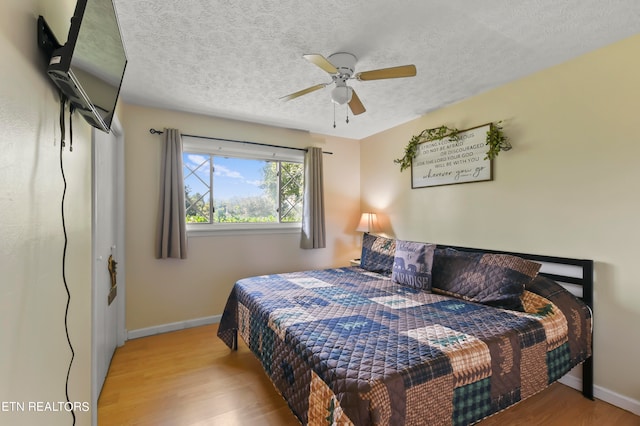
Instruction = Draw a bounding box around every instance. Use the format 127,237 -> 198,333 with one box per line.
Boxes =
435,244 -> 594,399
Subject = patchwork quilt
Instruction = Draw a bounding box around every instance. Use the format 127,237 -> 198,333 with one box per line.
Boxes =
218,267 -> 591,425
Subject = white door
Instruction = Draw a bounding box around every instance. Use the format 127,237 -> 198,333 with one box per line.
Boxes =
91,115 -> 125,424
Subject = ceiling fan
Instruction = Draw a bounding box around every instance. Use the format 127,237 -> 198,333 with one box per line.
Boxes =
281,52 -> 417,116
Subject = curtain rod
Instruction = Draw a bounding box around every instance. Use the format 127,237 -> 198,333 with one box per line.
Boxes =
149,128 -> 333,155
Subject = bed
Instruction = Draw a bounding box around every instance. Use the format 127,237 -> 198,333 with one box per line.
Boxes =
218,234 -> 593,425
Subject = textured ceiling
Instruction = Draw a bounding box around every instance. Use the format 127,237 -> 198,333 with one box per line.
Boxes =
113,1 -> 640,140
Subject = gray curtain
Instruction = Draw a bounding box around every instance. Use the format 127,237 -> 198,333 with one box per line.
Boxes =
155,128 -> 187,259
300,147 -> 326,249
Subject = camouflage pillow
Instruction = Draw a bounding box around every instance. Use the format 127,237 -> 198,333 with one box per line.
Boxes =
391,240 -> 436,291
360,233 -> 396,275
432,248 -> 541,311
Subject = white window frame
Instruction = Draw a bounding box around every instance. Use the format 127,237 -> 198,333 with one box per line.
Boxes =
182,136 -> 305,236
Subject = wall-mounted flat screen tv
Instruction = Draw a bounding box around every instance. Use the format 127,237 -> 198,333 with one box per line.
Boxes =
46,0 -> 127,133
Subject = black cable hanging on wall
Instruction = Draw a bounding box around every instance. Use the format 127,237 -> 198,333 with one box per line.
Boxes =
58,91 -> 76,426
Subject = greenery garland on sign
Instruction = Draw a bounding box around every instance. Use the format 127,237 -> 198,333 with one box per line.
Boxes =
485,121 -> 510,160
394,122 -> 510,172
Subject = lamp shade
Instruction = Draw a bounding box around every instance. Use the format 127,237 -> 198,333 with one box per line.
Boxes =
356,212 -> 378,233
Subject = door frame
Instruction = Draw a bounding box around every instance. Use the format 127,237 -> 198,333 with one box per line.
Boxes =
91,114 -> 126,425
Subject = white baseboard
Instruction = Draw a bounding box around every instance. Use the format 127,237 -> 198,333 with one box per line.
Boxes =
559,371 -> 640,416
126,314 -> 221,340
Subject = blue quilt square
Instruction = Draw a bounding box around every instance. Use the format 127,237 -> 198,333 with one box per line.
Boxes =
392,285 -> 423,296
314,287 -> 373,307
431,299 -> 485,314
328,315 -> 382,338
292,295 -> 329,309
378,310 -> 399,321
254,297 -> 296,312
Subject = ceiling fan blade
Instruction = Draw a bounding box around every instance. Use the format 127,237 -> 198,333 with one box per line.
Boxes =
280,84 -> 326,101
355,64 -> 417,81
348,90 -> 366,115
303,54 -> 338,74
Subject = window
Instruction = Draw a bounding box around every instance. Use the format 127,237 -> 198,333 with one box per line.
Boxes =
182,136 -> 304,233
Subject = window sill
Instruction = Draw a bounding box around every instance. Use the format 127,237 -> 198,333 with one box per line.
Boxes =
187,223 -> 302,237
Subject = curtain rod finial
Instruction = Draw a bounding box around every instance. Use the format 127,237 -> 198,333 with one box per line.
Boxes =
149,128 -> 163,135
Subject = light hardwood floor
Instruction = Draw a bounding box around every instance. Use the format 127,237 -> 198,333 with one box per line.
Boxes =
98,324 -> 639,425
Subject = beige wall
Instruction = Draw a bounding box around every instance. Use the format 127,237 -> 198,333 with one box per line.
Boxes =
0,0 -> 93,425
121,104 -> 362,331
361,34 -> 640,402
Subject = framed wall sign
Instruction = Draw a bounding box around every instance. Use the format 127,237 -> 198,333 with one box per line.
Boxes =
411,124 -> 492,188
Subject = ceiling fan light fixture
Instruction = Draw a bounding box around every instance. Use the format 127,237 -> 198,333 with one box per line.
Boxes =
281,52 -> 416,118
331,85 -> 353,105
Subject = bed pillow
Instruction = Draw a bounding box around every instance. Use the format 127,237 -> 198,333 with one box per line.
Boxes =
432,247 -> 541,311
391,240 -> 436,291
360,233 -> 396,275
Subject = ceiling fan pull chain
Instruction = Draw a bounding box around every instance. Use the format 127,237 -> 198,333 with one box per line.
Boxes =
333,103 -> 337,128
346,105 -> 349,124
